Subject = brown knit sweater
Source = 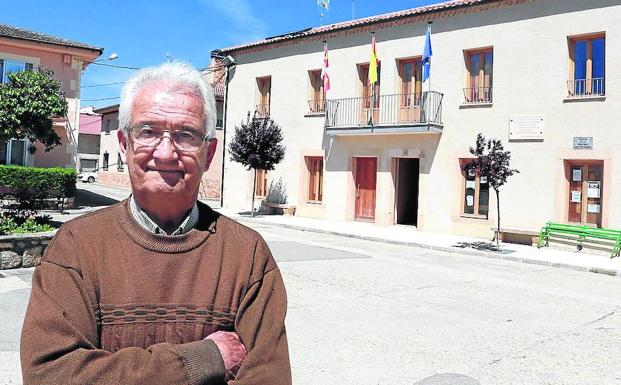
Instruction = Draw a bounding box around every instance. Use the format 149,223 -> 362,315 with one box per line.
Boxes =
20,200 -> 291,385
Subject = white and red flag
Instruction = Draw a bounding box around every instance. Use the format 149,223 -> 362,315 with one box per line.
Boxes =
321,42 -> 331,92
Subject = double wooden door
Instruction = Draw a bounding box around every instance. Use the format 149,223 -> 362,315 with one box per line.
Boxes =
354,157 -> 377,220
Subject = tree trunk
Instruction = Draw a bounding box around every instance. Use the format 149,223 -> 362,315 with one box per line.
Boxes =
251,168 -> 257,217
495,188 -> 500,248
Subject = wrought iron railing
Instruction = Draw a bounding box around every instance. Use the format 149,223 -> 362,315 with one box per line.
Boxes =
567,78 -> 605,98
463,87 -> 492,104
325,91 -> 443,128
255,104 -> 270,118
308,99 -> 326,113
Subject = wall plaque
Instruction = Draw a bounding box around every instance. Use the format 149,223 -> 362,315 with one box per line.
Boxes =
573,137 -> 593,150
509,115 -> 544,140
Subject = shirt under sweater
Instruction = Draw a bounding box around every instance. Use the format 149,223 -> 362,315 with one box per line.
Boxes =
20,199 -> 291,385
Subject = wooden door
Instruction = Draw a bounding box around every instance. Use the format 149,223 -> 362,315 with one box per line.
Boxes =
567,161 -> 603,227
355,157 -> 377,220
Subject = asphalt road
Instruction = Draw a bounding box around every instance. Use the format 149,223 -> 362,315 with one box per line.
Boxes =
1,187 -> 620,384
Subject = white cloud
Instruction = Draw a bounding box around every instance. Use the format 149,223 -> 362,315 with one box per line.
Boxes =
201,0 -> 268,43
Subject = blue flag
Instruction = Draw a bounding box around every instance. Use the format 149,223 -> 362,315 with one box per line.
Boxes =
422,25 -> 432,82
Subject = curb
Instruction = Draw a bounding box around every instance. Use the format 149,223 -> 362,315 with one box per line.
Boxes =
231,215 -> 621,278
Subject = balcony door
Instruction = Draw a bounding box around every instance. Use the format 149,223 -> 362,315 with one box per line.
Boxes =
567,161 -> 603,227
354,157 -> 377,221
358,64 -> 380,124
398,59 -> 422,123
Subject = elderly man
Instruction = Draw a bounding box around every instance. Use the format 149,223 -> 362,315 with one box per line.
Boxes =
21,62 -> 291,385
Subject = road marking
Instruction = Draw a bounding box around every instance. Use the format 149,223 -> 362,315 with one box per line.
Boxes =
0,276 -> 30,294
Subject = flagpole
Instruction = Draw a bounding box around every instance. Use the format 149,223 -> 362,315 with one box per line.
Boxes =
369,31 -> 376,126
427,22 -> 432,95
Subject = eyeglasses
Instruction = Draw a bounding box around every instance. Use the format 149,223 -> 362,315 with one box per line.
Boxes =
127,124 -> 210,152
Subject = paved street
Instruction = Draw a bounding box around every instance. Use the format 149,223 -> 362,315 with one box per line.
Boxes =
1,209 -> 620,384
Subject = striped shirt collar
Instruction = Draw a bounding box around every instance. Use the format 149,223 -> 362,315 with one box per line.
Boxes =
129,196 -> 199,236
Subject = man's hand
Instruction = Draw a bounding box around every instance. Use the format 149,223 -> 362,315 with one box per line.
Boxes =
206,331 -> 247,381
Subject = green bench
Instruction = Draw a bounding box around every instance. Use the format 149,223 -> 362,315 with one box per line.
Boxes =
537,222 -> 621,258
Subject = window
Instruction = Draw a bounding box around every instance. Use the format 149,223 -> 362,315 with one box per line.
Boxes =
104,119 -> 111,134
0,59 -> 33,84
398,58 -> 422,123
0,139 -> 27,165
308,70 -> 325,113
359,63 -> 381,108
117,152 -> 124,172
255,169 -> 267,198
461,161 -> 489,217
103,152 -> 109,171
568,33 -> 605,97
80,159 -> 98,172
256,76 -> 271,118
464,48 -> 493,104
358,63 -> 380,124
306,157 -> 323,202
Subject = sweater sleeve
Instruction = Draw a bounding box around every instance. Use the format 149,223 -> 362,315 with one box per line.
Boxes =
230,239 -> 292,385
20,261 -> 225,385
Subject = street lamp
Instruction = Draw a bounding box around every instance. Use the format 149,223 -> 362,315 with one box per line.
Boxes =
92,53 -> 119,63
210,50 -> 237,208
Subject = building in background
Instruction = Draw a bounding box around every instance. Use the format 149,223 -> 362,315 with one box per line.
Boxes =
94,72 -> 225,200
215,0 -> 620,242
77,106 -> 101,172
0,23 -> 102,168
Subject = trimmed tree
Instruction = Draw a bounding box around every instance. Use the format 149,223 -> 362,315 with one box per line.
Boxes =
463,133 -> 519,247
0,68 -> 68,151
229,112 -> 285,217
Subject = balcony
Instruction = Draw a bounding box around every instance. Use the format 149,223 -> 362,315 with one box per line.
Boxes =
254,104 -> 270,119
325,91 -> 443,135
307,99 -> 326,114
463,87 -> 492,104
567,78 -> 605,98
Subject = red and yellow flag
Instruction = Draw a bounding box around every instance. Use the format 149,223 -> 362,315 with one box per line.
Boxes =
368,35 -> 378,84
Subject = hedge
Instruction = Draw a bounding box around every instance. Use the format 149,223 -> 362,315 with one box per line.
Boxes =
0,165 -> 77,199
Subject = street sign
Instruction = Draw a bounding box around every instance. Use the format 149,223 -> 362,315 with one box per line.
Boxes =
573,137 -> 593,150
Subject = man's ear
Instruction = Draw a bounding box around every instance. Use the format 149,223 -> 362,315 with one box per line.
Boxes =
118,129 -> 128,164
204,138 -> 218,171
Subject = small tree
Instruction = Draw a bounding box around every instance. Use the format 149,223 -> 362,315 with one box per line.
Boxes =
229,112 -> 285,216
0,68 -> 68,151
463,133 -> 519,247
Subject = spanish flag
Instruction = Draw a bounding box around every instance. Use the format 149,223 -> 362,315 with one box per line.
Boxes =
368,35 -> 378,84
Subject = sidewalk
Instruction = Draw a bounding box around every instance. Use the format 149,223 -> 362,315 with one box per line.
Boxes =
214,208 -> 621,278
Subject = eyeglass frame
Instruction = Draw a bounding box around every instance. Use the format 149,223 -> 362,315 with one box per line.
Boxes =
125,123 -> 214,152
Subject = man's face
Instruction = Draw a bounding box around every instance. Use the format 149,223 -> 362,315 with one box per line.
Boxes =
119,82 -> 217,210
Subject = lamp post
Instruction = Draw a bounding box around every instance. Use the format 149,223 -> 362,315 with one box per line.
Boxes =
210,51 -> 236,209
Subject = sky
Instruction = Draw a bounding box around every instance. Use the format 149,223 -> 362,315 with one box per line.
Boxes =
3,0 -> 444,108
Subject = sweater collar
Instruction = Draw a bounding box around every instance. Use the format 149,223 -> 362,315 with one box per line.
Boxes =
118,199 -> 219,253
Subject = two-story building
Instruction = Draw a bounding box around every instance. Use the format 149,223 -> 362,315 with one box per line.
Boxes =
215,0 -> 620,241
0,23 -> 102,168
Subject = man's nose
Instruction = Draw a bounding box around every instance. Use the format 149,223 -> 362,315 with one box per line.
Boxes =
152,132 -> 178,161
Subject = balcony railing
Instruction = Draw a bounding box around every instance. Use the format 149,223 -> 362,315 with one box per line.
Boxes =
255,104 -> 270,118
463,87 -> 492,104
308,99 -> 326,114
567,78 -> 605,98
325,91 -> 443,129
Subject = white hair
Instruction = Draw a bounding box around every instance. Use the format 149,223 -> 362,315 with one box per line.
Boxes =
118,61 -> 216,140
